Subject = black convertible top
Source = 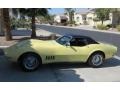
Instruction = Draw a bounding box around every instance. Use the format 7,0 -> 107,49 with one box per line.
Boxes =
65,34 -> 91,39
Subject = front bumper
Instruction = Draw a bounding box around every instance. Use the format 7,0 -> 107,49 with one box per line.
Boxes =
3,48 -> 17,62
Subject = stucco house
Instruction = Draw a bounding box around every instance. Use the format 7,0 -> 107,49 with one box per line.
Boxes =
54,14 -> 69,24
74,10 -> 113,26
53,9 -> 119,27
74,12 -> 86,25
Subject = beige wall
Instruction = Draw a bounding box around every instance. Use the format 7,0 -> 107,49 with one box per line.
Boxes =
54,15 -> 69,23
54,15 -> 61,23
74,13 -> 83,25
86,12 -> 95,26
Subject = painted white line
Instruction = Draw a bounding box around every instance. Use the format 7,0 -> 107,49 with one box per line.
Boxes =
0,46 -> 9,48
114,56 -> 120,60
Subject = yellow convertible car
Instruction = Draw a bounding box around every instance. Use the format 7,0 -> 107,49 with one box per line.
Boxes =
3,35 -> 117,71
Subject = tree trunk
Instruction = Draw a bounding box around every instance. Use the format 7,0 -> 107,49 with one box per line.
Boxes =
69,12 -> 72,24
31,9 -> 36,38
0,9 -> 4,36
3,8 -> 12,41
101,20 -> 104,25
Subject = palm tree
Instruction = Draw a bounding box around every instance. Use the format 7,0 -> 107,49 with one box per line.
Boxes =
19,8 -> 49,38
64,8 -> 75,24
0,9 -> 4,35
3,8 -> 12,41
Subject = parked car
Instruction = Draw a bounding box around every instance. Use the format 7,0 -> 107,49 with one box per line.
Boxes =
3,35 -> 117,71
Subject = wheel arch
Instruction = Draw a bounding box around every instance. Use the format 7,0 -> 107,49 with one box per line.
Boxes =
87,50 -> 105,61
17,52 -> 42,64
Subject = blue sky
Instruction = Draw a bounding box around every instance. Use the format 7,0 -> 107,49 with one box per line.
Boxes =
48,8 -> 91,15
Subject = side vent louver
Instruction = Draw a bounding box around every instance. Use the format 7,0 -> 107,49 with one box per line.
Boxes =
46,56 -> 55,60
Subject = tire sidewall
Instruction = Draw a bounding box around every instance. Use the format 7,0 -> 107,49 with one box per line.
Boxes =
19,53 -> 41,72
88,53 -> 104,67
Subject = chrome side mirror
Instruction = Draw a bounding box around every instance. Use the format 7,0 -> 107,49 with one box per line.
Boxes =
66,42 -> 70,46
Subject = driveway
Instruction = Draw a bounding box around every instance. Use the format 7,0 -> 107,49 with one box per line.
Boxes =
0,24 -> 120,82
0,55 -> 120,82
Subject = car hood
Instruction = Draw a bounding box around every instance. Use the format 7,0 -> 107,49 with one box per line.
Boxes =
30,39 -> 58,45
17,39 -> 60,47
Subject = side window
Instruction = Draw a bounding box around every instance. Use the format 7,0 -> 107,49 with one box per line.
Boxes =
77,38 -> 87,46
86,38 -> 98,44
70,38 -> 78,46
70,38 -> 87,46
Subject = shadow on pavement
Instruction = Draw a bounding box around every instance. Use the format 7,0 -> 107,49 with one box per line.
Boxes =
44,57 -> 120,69
0,56 -> 120,82
0,57 -> 84,82
102,58 -> 120,68
11,30 -> 31,36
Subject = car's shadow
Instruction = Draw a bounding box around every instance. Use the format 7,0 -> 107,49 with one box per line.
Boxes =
43,57 -> 120,69
0,56 -> 84,82
0,57 -> 120,82
102,58 -> 120,68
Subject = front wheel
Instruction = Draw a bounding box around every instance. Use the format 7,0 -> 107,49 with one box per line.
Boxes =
87,53 -> 104,67
19,53 -> 41,72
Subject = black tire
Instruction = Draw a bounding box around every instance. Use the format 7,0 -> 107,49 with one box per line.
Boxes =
18,53 -> 42,72
87,53 -> 104,67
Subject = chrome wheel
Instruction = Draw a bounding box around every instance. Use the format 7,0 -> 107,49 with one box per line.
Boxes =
91,54 -> 103,66
88,53 -> 104,67
23,55 -> 40,70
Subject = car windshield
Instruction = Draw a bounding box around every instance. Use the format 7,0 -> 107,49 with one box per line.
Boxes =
56,36 -> 72,45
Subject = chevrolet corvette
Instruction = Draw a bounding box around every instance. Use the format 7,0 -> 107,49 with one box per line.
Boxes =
3,35 -> 117,71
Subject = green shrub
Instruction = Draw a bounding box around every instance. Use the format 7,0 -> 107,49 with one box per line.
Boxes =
116,25 -> 120,31
96,24 -> 108,30
10,18 -> 31,30
10,18 -> 18,29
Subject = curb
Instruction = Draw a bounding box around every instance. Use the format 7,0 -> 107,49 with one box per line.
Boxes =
114,56 -> 120,60
42,24 -> 120,35
0,46 -> 9,48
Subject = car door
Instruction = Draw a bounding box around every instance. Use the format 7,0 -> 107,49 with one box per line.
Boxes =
51,37 -> 90,63
44,37 -> 89,63
67,37 -> 90,62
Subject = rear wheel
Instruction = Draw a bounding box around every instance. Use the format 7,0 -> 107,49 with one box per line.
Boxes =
87,53 -> 104,67
18,53 -> 42,72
